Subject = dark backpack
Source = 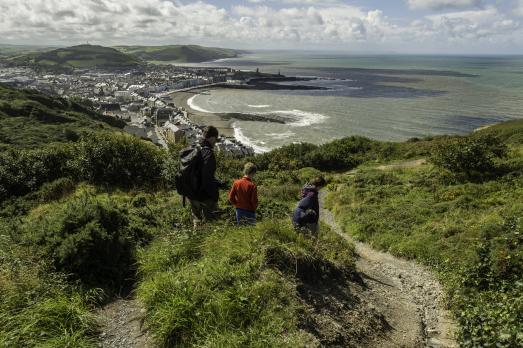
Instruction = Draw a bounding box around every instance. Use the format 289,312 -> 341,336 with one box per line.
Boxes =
175,145 -> 202,204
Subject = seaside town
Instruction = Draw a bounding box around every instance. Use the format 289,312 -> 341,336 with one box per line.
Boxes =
0,63 -> 255,156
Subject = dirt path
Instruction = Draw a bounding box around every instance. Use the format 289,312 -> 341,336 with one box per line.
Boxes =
96,298 -> 152,348
320,192 -> 457,348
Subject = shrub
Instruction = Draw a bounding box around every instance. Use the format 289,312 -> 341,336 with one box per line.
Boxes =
70,132 -> 165,188
37,178 -> 76,202
0,144 -> 74,202
430,135 -> 507,179
0,225 -> 98,347
23,195 -> 153,288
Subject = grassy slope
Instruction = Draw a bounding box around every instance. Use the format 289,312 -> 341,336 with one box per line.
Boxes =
1,82 -> 522,347
326,124 -> 523,347
0,44 -> 56,58
114,45 -> 238,63
0,85 -> 125,149
7,45 -> 142,69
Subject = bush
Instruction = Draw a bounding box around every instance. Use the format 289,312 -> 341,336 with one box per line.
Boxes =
0,144 -> 74,202
430,135 -> 507,179
23,195 -> 153,288
69,132 -> 165,188
0,225 -> 98,347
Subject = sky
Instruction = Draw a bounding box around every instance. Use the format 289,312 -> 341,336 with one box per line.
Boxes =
1,0 -> 523,54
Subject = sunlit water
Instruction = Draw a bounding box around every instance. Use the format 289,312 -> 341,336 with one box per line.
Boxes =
185,52 -> 523,152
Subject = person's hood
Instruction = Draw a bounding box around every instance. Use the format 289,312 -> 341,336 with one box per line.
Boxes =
300,184 -> 317,199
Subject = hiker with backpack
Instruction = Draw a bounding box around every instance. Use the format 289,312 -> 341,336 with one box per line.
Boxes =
176,126 -> 225,227
228,162 -> 258,225
291,176 -> 327,237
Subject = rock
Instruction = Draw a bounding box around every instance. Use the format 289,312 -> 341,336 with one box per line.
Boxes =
427,337 -> 444,347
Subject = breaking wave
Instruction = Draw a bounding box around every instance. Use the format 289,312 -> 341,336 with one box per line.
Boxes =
187,95 -> 213,113
232,123 -> 270,154
271,109 -> 329,127
248,104 -> 271,108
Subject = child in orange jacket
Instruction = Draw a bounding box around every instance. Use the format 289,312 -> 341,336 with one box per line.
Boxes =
228,163 -> 258,225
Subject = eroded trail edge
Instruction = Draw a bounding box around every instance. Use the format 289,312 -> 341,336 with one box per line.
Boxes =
320,192 -> 457,348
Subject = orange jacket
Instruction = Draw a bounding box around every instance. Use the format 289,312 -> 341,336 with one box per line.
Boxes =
228,176 -> 258,212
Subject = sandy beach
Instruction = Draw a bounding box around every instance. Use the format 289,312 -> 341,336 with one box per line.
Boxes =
168,88 -> 235,138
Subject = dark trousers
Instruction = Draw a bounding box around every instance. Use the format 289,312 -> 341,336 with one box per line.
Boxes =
190,199 -> 218,227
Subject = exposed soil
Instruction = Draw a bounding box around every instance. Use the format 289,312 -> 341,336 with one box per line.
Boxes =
320,191 -> 458,348
96,298 -> 152,348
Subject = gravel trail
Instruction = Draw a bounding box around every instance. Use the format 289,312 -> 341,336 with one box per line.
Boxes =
96,298 -> 152,348
321,192 -> 457,348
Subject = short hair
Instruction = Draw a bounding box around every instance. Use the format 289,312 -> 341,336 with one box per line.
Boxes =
310,176 -> 326,188
243,162 -> 257,176
204,126 -> 219,139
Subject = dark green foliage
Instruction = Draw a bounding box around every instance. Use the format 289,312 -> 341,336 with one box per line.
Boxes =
0,144 -> 74,202
257,199 -> 291,220
255,143 -> 317,171
23,195 -> 152,288
454,216 -> 523,347
0,85 -> 124,148
0,132 -> 167,202
9,44 -> 143,70
114,45 -> 239,63
70,133 -> 165,188
37,178 -> 76,203
430,135 -> 507,179
0,221 -> 98,347
254,136 -> 438,173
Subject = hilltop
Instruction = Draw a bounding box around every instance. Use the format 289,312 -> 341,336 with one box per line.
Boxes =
5,44 -> 143,70
114,44 -> 240,63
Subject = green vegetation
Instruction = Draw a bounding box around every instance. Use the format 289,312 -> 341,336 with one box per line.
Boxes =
6,45 -> 142,71
1,84 -> 522,346
0,44 -> 56,58
326,128 -> 523,347
114,45 -> 239,63
0,85 -> 125,149
137,221 -> 355,347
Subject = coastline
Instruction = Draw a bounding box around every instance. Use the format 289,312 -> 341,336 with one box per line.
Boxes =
168,87 -> 235,138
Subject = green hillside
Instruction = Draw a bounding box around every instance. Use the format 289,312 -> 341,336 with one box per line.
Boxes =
0,85 -> 125,149
114,44 -> 239,63
0,44 -> 56,58
0,85 -> 521,347
7,44 -> 143,70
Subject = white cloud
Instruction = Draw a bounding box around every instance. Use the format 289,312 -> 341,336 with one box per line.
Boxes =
0,0 -> 521,53
425,7 -> 519,40
515,0 -> 523,17
407,0 -> 482,11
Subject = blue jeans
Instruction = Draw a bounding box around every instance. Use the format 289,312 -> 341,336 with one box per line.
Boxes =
236,208 -> 256,225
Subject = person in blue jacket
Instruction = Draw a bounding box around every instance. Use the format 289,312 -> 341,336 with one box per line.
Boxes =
292,176 -> 327,237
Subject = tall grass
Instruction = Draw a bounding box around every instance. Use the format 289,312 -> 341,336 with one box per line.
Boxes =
136,221 -> 356,347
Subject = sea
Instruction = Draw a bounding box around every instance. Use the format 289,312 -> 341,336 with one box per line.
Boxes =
184,51 -> 523,152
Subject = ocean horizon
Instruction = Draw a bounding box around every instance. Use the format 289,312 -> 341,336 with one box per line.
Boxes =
183,51 -> 523,152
